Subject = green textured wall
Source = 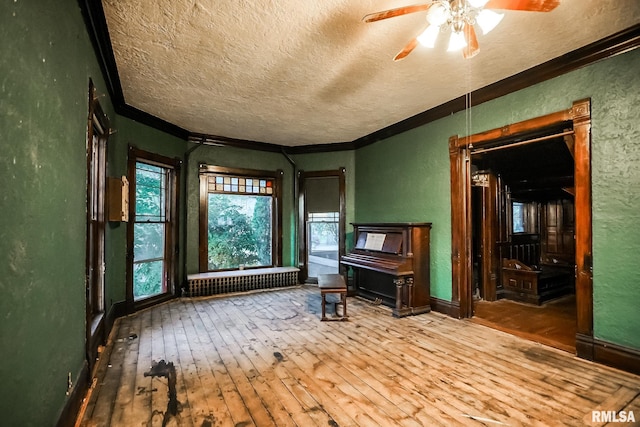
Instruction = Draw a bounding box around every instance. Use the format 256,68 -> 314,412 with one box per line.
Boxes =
0,1 -> 115,425
355,122 -> 456,300
355,48 -> 640,349
185,144 -> 298,274
589,51 -> 640,349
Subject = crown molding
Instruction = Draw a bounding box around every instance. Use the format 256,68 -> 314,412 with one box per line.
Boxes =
79,1 -> 639,153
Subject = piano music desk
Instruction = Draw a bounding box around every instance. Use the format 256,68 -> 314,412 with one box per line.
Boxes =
318,274 -> 348,321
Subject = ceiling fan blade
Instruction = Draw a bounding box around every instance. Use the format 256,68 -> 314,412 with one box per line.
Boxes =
393,38 -> 420,61
393,22 -> 430,61
463,24 -> 479,59
363,3 -> 431,23
484,0 -> 560,12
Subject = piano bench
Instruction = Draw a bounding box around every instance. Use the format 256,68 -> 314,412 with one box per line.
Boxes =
318,274 -> 348,321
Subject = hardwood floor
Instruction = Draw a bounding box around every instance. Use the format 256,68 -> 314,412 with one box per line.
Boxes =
472,295 -> 577,353
78,286 -> 640,427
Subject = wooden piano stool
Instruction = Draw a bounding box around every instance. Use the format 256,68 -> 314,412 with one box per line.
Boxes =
317,274 -> 348,321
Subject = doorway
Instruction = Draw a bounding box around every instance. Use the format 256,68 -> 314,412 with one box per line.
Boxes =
126,148 -> 181,311
450,99 -> 594,359
85,80 -> 109,372
298,169 -> 346,283
469,135 -> 577,352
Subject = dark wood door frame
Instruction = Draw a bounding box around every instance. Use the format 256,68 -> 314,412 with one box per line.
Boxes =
477,173 -> 499,302
449,98 -> 593,359
297,168 -> 346,283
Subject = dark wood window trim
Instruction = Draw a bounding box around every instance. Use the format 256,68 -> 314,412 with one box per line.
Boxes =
126,147 -> 181,313
198,164 -> 283,272
297,168 -> 347,283
86,79 -> 110,373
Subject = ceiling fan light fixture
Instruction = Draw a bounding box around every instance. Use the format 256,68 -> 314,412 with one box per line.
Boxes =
476,9 -> 505,35
447,30 -> 468,52
364,0 -> 560,61
426,1 -> 450,26
417,25 -> 440,48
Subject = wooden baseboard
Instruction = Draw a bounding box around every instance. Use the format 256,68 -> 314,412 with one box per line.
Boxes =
57,301 -> 126,427
430,297 -> 461,318
56,360 -> 89,427
106,300 -> 127,331
576,333 -> 640,375
576,333 -> 595,360
594,338 -> 640,375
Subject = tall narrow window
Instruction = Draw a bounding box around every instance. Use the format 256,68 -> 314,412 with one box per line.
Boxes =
133,162 -> 169,300
199,165 -> 283,272
307,212 -> 340,277
127,148 -> 180,307
511,200 -> 538,234
512,201 -> 525,233
298,170 -> 346,283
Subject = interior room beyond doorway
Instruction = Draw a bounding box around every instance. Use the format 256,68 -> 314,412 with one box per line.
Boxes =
469,130 -> 577,352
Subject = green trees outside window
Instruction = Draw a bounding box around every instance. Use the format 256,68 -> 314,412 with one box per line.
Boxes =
133,162 -> 167,300
207,193 -> 272,270
199,166 -> 281,272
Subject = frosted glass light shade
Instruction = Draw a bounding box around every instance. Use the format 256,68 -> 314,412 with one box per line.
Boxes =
447,31 -> 467,51
417,25 -> 440,48
426,2 -> 450,26
476,9 -> 504,34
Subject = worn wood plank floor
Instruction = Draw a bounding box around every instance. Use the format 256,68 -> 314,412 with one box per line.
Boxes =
78,285 -> 640,427
472,295 -> 577,353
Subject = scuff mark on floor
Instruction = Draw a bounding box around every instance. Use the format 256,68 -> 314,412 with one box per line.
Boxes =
144,359 -> 180,427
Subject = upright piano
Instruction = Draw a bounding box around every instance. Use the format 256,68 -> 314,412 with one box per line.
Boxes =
340,222 -> 431,317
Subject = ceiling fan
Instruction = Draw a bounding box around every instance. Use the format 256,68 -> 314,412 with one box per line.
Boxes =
363,0 -> 560,61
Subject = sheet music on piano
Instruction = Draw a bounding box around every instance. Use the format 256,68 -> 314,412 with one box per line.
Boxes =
363,233 -> 385,251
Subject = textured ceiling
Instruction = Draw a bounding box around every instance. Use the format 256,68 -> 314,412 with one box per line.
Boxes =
102,0 -> 640,146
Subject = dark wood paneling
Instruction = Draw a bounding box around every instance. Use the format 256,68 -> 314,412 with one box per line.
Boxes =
542,199 -> 575,264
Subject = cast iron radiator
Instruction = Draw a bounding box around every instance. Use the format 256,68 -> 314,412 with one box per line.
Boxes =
186,267 -> 300,297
